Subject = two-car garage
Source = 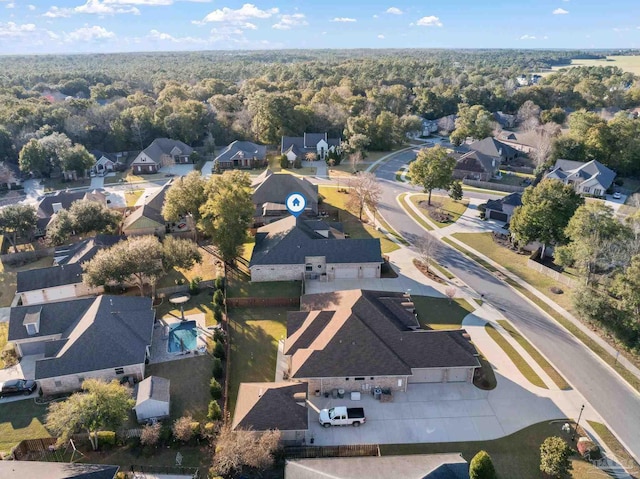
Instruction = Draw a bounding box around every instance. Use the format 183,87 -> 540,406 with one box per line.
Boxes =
409,367 -> 472,383
331,265 -> 380,279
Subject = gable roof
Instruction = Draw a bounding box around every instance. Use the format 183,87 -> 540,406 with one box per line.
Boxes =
485,192 -> 522,212
455,151 -> 498,174
252,171 -> 318,208
232,382 -> 308,432
18,296 -> 155,379
281,133 -> 341,155
250,217 -> 382,267
122,183 -> 170,230
54,235 -> 124,266
90,150 -> 117,163
0,461 -> 119,479
136,376 -> 170,405
137,138 -> 193,164
547,159 -> 616,190
215,140 -> 267,163
468,137 -> 517,159
36,190 -> 107,232
285,454 -> 469,479
285,290 -> 479,379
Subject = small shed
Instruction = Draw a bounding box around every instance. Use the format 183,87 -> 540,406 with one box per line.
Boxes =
134,376 -> 170,423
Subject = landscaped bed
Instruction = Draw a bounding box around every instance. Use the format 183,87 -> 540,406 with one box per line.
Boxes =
411,194 -> 469,228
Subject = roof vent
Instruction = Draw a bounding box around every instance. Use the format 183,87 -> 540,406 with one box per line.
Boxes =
52,202 -> 63,213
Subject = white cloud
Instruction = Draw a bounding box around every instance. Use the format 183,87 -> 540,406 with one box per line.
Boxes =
372,14 -> 378,18
43,6 -> 72,17
520,34 -> 536,40
0,22 -> 36,36
103,0 -> 171,5
386,7 -> 402,15
272,13 -> 307,30
28,4 -> 36,9
331,17 -> 356,23
6,2 -> 15,8
377,34 -> 384,39
553,8 -> 568,14
75,0 -> 140,15
65,25 -> 114,42
148,29 -> 206,43
416,15 -> 442,27
202,3 -> 278,23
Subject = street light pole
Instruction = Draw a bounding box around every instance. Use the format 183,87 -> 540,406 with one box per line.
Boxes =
572,404 -> 585,441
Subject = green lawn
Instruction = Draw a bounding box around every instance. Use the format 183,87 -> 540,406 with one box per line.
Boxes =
227,307 -> 289,414
227,278 -> 301,299
280,167 -> 317,176
146,355 -> 214,422
43,177 -> 90,192
157,248 -> 221,289
411,194 -> 469,228
124,190 -> 143,207
0,400 -> 52,453
103,172 -> 125,185
155,291 -> 218,327
319,186 -> 400,253
380,421 -> 608,479
498,319 -> 571,390
399,193 -> 433,231
0,256 -> 54,307
485,324 -> 548,389
412,296 -> 475,330
587,420 -> 640,478
240,236 -> 255,263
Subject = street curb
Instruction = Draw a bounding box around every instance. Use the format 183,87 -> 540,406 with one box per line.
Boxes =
365,146 -> 416,173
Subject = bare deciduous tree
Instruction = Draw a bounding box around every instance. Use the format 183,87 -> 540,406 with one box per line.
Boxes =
172,415 -> 195,442
212,427 -> 281,477
415,235 -> 437,271
349,150 -> 363,173
140,422 -> 161,447
346,171 -> 381,221
445,286 -> 457,303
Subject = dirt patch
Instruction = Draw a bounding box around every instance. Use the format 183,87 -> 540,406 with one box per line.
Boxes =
412,259 -> 445,283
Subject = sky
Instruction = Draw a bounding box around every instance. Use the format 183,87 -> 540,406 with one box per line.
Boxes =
0,0 -> 639,54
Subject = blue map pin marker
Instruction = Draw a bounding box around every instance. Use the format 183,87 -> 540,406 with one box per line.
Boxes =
286,192 -> 306,218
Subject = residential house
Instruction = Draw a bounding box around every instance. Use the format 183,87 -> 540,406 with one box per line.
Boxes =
251,169 -> 318,225
545,159 -> 616,197
453,151 -> 500,181
284,289 -> 480,396
35,190 -> 108,237
8,295 -> 155,394
484,192 -> 522,222
281,133 -> 341,164
0,461 -> 119,479
421,118 -> 439,137
493,111 -> 517,129
249,216 -> 383,282
131,138 -> 194,174
285,454 -> 469,479
90,150 -> 117,175
232,382 -> 308,444
467,137 -> 519,163
214,140 -> 267,170
134,376 -> 170,423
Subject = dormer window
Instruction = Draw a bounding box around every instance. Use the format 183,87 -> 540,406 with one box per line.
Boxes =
23,308 -> 42,336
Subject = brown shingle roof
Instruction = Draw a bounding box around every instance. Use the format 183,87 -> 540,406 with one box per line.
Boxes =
232,382 -> 308,431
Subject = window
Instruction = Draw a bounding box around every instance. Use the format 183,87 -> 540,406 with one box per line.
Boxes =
115,367 -> 125,375
26,323 -> 37,335
305,263 -> 313,272
54,380 -> 62,388
355,377 -> 365,381
583,187 -> 590,193
344,378 -> 349,381
317,265 -> 322,269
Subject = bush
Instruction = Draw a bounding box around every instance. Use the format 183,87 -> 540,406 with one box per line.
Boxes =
95,431 -> 116,448
1,343 -> 19,368
189,276 -> 202,294
279,154 -> 289,169
212,357 -> 224,379
213,305 -> 223,324
540,436 -> 572,478
213,289 -> 224,306
213,328 -> 225,344
550,286 -> 563,294
293,158 -> 302,169
172,415 -> 195,442
470,450 -> 497,479
208,400 -> 222,421
203,422 -> 216,437
160,424 -> 173,443
140,422 -> 161,447
213,340 -> 226,360
210,378 -> 223,399
214,276 -> 225,291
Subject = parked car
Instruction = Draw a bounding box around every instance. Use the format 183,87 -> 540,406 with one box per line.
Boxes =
319,406 -> 365,427
0,379 -> 37,398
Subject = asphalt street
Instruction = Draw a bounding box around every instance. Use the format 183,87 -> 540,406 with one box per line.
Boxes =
375,149 -> 640,460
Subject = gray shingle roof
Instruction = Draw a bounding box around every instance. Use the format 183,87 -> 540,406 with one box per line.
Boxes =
468,137 -> 517,160
250,216 -> 382,267
140,138 -> 193,164
54,235 -> 124,266
90,150 -> 117,163
285,290 -> 479,379
31,295 -> 154,379
121,182 -> 169,229
0,461 -> 119,479
252,171 -> 318,211
455,151 -> 498,174
546,159 -> 616,190
16,263 -> 84,292
215,140 -> 267,163
281,133 -> 341,156
136,375 -> 170,404
232,382 -> 308,432
485,192 -> 522,212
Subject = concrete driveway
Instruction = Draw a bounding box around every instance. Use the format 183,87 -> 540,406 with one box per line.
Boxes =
0,354 -> 40,383
159,164 -> 194,176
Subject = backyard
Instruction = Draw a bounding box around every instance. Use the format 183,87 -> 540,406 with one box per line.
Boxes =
226,276 -> 301,299
411,194 -> 469,228
156,246 -> 222,290
0,255 -> 54,307
155,291 -> 218,327
411,295 -> 475,330
0,400 -> 51,454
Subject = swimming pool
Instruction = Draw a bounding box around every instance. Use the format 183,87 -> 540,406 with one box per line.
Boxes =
167,320 -> 199,353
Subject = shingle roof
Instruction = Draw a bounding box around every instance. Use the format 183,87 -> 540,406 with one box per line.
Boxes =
139,138 -> 193,164
215,140 -> 267,163
54,235 -> 124,266
232,382 -> 308,432
30,296 -> 154,379
281,133 -> 341,155
0,461 -> 119,479
136,376 -> 170,405
252,171 -> 318,210
468,137 -> 517,159
250,217 -> 382,267
485,192 -> 522,212
285,454 -> 469,479
455,151 -> 497,174
122,182 -> 169,230
546,159 -> 616,190
36,190 -> 107,232
285,290 -> 479,379
90,150 -> 117,163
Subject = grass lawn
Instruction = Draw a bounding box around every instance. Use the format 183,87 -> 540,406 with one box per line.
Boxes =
498,319 -> 571,390
0,400 -> 52,453
125,170 -> 166,183
240,237 -> 255,263
485,324 -> 547,389
536,55 -> 640,76
319,186 -> 400,253
157,248 -> 221,289
587,420 -> 640,477
380,421 -> 608,479
0,323 -> 8,368
227,306 -> 289,414
146,355 -> 214,422
0,256 -> 54,307
124,190 -> 143,207
399,193 -> 433,231
280,167 -> 317,176
103,172 -> 125,185
43,177 -> 90,192
411,194 -> 469,228
226,277 -> 301,299
155,291 -> 218,327
412,296 -> 475,330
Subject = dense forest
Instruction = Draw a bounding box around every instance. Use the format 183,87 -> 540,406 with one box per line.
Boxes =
1,48 -> 640,176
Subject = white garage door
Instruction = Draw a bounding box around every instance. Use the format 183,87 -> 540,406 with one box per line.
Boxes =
361,267 -> 378,278
447,368 -> 469,382
334,267 -> 358,279
409,369 -> 444,383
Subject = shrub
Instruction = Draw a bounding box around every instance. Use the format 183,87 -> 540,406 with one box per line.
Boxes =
208,400 -> 222,421
95,431 -> 116,448
189,276 -> 202,294
1,343 -> 19,368
540,436 -> 572,478
279,154 -> 289,169
469,450 -> 497,479
213,328 -> 225,344
190,421 -> 200,437
210,378 -> 222,400
213,289 -> 224,306
172,415 -> 195,442
203,422 -> 216,437
160,424 -> 173,443
212,357 -> 224,379
214,275 -> 225,291
293,158 -> 302,169
213,340 -> 226,360
213,305 -> 223,324
140,423 -> 161,447
550,286 -> 563,295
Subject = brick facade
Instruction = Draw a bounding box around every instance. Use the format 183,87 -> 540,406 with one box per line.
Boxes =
303,376 -> 410,396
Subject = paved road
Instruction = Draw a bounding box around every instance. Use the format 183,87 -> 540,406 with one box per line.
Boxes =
375,149 -> 640,459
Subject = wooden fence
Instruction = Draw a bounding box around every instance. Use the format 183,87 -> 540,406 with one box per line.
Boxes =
284,444 -> 380,459
226,296 -> 300,308
527,258 -> 579,288
462,179 -> 526,193
12,437 -> 57,460
0,246 -> 54,265
156,280 -> 214,298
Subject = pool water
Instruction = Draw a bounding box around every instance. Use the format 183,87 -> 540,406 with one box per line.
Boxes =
167,320 -> 198,353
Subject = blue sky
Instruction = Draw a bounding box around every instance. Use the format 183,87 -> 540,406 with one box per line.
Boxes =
0,0 -> 639,54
